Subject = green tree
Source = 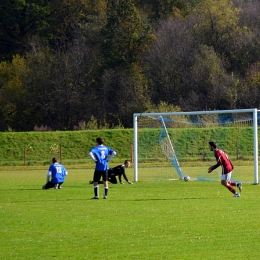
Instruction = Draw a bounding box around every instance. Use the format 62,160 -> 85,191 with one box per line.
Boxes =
0,0 -> 84,60
145,101 -> 181,113
101,0 -> 154,68
96,0 -> 154,127
133,0 -> 202,20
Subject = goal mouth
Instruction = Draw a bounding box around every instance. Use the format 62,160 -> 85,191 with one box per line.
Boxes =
133,109 -> 259,184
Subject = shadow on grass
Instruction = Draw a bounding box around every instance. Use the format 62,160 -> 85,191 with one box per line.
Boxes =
132,197 -> 210,201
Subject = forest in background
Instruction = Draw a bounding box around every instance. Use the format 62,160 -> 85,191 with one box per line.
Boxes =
0,0 -> 260,131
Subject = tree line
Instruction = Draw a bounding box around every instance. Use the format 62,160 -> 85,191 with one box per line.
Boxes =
0,0 -> 260,131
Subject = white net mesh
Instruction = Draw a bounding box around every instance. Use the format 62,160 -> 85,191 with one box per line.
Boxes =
159,116 -> 184,179
135,111 -> 256,183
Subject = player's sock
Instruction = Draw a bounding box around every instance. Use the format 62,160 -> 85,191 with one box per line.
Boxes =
104,187 -> 108,197
229,181 -> 236,186
227,185 -> 237,194
94,186 -> 99,197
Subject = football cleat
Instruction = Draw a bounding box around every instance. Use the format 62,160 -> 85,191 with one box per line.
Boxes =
233,193 -> 240,198
237,182 -> 242,193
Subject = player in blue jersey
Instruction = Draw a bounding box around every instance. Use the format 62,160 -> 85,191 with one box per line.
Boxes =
42,158 -> 68,189
89,137 -> 116,199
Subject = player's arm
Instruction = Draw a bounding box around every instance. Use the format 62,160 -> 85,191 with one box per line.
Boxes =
208,162 -> 220,173
119,173 -> 123,184
46,171 -> 51,183
107,151 -> 116,162
121,169 -> 129,183
89,152 -> 97,162
121,167 -> 133,184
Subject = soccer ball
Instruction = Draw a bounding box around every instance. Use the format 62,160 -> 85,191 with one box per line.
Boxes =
184,176 -> 190,182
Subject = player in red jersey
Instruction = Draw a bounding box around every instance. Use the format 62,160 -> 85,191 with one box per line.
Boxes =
208,141 -> 242,197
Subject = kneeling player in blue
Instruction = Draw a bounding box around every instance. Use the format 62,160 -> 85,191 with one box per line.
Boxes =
42,158 -> 68,189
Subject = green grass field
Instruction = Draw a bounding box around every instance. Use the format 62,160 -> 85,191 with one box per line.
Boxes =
1,166 -> 260,260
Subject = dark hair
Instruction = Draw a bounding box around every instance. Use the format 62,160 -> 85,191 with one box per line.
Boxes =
124,160 -> 130,165
52,157 -> 58,163
209,141 -> 217,149
96,137 -> 104,145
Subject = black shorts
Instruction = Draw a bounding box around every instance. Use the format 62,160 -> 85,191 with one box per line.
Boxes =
44,181 -> 63,189
93,170 -> 108,182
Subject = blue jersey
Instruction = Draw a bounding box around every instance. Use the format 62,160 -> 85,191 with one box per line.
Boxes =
90,145 -> 115,171
49,163 -> 67,183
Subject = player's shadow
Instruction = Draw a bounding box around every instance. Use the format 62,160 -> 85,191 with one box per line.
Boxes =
4,188 -> 40,191
132,197 -> 210,201
4,198 -> 88,203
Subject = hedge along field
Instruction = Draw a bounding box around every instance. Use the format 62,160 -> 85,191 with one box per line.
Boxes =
0,126 -> 256,167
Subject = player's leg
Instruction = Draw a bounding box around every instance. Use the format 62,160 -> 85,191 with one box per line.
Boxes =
229,180 -> 242,193
237,182 -> 242,192
42,181 -> 55,190
221,173 -> 240,197
92,170 -> 102,199
108,176 -> 117,184
57,182 -> 63,189
102,170 -> 109,199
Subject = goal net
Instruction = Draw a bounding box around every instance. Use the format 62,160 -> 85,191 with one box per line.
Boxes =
133,109 -> 259,184
159,116 -> 185,180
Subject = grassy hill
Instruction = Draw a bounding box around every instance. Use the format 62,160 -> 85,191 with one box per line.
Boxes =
0,126 -> 255,167
0,130 -> 133,166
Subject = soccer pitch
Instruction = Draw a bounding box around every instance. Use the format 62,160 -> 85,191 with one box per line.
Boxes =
1,167 -> 260,260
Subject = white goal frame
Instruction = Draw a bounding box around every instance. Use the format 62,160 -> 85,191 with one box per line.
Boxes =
133,108 -> 259,184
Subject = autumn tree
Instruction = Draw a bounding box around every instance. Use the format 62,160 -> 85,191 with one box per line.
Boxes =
231,0 -> 260,76
23,38 -> 99,130
186,45 -> 237,110
192,0 -> 251,74
237,63 -> 260,108
143,17 -> 196,108
0,55 -> 32,131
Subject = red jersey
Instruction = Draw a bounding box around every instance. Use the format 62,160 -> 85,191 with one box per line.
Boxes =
214,149 -> 234,174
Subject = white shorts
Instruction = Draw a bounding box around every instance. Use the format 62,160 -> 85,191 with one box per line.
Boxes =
221,172 -> 232,181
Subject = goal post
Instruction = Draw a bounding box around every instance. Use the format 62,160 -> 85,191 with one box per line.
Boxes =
133,108 -> 259,184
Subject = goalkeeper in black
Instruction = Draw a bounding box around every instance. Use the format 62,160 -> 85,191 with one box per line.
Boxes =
89,160 -> 133,184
